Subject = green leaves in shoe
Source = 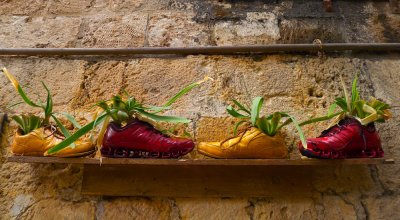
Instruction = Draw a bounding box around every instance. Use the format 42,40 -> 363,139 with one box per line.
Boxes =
11,115 -> 41,135
250,96 -> 264,126
47,113 -> 108,154
146,105 -> 171,112
279,112 -> 307,149
300,74 -> 392,127
233,120 -> 248,136
298,111 -> 344,127
340,75 -> 352,113
269,112 -> 282,135
161,77 -> 212,110
226,105 -> 249,119
226,97 -> 305,141
136,109 -> 190,123
256,116 -> 270,135
232,99 -> 251,114
96,78 -> 209,125
334,97 -> 348,112
42,82 -> 53,117
60,112 -> 82,129
351,74 -> 360,109
51,114 -> 71,138
368,97 -> 390,111
354,100 -> 367,119
1,68 -> 40,108
327,103 -> 337,117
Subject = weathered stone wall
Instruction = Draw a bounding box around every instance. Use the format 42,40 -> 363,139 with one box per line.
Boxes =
0,0 -> 399,219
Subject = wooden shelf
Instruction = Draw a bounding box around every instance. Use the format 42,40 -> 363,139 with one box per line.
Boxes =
7,155 -> 395,166
7,156 -> 395,197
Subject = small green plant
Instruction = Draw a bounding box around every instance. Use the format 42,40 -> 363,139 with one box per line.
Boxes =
1,68 -> 79,137
226,97 -> 307,148
96,93 -> 191,126
332,74 -> 391,125
299,74 -> 392,127
11,115 -> 41,135
47,77 -> 212,154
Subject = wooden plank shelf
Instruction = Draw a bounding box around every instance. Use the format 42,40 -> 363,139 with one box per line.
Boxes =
7,156 -> 395,197
7,155 -> 395,166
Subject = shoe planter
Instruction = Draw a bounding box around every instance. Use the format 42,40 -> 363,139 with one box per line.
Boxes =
12,127 -> 96,157
298,117 -> 384,159
101,120 -> 195,158
198,127 -> 288,159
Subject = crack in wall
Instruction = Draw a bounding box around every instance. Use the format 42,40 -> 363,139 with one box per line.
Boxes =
245,199 -> 255,220
143,13 -> 151,47
169,198 -> 182,220
369,165 -> 394,196
360,198 -> 371,220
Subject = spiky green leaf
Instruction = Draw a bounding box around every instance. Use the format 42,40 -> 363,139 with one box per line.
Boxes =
279,112 -> 307,148
42,82 -> 53,118
250,97 -> 264,126
226,106 -> 249,119
60,112 -> 82,129
47,113 -> 108,154
51,114 -> 71,138
136,109 -> 191,123
232,99 -> 251,114
351,74 -> 359,110
233,120 -> 248,136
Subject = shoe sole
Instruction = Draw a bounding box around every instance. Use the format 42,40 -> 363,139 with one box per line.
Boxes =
100,147 -> 193,158
300,147 -> 384,159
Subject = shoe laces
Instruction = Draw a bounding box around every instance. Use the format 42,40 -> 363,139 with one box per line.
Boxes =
135,120 -> 170,138
320,124 -> 344,137
42,124 -> 65,139
319,117 -> 360,137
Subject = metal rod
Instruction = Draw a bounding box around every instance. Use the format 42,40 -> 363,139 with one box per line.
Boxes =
0,43 -> 400,56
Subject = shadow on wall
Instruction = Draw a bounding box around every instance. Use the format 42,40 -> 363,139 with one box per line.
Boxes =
81,164 -> 376,197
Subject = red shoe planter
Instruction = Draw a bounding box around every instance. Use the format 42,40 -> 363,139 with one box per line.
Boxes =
298,118 -> 384,159
101,120 -> 195,158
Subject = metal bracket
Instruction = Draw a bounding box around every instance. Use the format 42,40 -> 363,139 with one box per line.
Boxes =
323,0 -> 333,12
390,0 -> 399,13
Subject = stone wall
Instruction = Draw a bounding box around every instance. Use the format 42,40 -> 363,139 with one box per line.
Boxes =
0,0 -> 399,219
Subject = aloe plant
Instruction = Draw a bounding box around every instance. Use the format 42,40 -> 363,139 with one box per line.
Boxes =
11,115 -> 41,135
47,77 -> 212,154
333,74 -> 391,125
299,74 -> 392,127
1,68 -> 79,137
227,97 -> 307,148
96,94 -> 190,126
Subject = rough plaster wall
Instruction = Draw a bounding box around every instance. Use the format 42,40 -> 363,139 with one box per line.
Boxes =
0,0 -> 399,219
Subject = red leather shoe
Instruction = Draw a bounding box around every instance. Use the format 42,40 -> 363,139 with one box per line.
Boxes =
101,120 -> 194,158
298,117 -> 384,159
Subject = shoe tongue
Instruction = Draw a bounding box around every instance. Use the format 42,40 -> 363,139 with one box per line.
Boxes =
339,117 -> 359,126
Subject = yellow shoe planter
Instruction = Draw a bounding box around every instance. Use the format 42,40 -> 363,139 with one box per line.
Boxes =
198,127 -> 288,159
11,127 -> 95,157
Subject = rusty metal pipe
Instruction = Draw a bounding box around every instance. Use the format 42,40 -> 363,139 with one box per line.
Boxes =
0,43 -> 400,56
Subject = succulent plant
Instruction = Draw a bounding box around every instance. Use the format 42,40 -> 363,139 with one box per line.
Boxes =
226,97 -> 307,147
47,77 -> 212,154
1,68 -> 79,137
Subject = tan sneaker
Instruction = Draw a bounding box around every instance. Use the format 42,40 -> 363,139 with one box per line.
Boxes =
12,127 -> 95,157
198,127 -> 288,159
